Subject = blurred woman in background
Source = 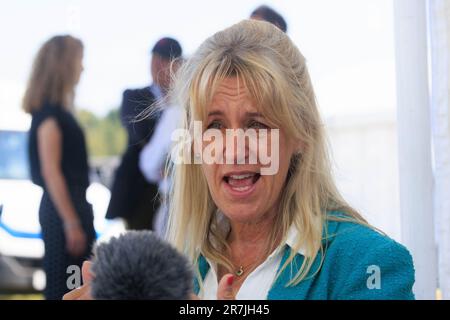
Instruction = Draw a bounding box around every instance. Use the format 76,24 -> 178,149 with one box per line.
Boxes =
23,35 -> 96,300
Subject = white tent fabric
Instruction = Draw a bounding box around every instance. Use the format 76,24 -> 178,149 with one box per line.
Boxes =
394,0 -> 437,299
429,0 -> 450,300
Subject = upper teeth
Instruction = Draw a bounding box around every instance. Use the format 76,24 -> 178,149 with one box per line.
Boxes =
229,174 -> 254,180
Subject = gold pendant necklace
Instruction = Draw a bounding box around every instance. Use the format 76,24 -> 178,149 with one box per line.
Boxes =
236,266 -> 244,277
233,247 -> 270,277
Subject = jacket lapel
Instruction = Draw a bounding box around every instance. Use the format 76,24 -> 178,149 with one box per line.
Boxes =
193,254 -> 210,295
267,247 -> 321,299
267,218 -> 340,300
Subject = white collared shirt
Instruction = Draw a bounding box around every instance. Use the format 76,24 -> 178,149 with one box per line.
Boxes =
198,221 -> 303,300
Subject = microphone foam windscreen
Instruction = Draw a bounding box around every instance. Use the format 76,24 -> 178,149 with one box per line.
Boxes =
90,230 -> 193,300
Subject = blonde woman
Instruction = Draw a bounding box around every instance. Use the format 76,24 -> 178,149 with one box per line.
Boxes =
167,19 -> 414,300
24,35 -> 96,299
65,20 -> 415,300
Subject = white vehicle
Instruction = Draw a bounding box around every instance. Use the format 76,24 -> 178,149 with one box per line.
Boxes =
0,119 -> 125,294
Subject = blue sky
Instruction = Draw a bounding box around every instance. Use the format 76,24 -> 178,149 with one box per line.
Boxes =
0,0 -> 396,118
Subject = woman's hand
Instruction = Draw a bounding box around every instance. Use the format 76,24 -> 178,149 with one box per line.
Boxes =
64,222 -> 87,257
217,274 -> 235,300
63,261 -> 93,300
190,273 -> 236,300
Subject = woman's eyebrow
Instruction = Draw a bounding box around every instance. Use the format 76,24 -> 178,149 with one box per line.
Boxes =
207,110 -> 224,117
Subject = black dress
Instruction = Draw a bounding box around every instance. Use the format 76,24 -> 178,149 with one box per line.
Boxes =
28,103 -> 96,300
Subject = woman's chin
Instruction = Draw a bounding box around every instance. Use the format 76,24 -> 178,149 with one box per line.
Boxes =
220,205 -> 264,224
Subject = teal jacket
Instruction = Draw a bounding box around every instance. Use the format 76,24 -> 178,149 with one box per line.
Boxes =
194,214 -> 415,300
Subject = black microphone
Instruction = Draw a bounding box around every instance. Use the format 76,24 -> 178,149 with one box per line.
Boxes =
90,230 -> 193,300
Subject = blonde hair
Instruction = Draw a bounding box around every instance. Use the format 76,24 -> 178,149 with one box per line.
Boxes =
23,35 -> 83,113
166,19 -> 369,288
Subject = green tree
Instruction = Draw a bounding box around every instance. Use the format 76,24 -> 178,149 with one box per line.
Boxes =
77,109 -> 126,158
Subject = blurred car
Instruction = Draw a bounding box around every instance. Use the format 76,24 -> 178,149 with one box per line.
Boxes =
0,124 -> 125,294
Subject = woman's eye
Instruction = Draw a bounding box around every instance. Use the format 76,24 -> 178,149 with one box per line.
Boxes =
248,120 -> 269,130
207,120 -> 223,130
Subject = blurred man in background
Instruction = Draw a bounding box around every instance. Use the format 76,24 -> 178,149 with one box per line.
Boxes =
106,37 -> 182,230
250,5 -> 287,33
138,57 -> 184,237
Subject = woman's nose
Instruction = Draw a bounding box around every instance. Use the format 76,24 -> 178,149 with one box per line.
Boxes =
223,129 -> 255,165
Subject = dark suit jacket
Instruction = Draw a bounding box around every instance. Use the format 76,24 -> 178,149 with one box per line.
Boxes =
106,86 -> 161,221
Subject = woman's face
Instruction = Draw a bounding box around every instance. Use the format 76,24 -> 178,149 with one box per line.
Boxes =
201,77 -> 298,224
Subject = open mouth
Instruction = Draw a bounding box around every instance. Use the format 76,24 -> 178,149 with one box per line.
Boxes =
223,172 -> 261,193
